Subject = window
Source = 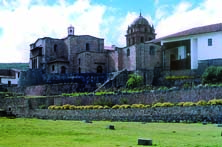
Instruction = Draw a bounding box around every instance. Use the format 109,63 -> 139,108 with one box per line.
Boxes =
0,77 -> 1,83
86,43 -> 90,51
127,48 -> 130,56
79,67 -> 81,73
54,44 -> 57,52
61,66 -> 66,74
150,46 -> 155,55
18,72 -> 20,78
208,38 -> 212,46
8,81 -> 11,87
97,66 -> 103,73
140,37 -> 144,43
52,65 -> 55,71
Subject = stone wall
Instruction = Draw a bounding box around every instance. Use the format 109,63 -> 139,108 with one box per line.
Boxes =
5,86 -> 222,106
1,87 -> 222,122
28,106 -> 222,123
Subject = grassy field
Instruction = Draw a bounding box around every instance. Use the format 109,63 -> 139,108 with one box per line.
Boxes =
0,118 -> 222,147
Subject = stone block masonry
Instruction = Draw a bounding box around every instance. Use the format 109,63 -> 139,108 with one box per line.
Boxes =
10,106 -> 222,123
1,87 -> 222,122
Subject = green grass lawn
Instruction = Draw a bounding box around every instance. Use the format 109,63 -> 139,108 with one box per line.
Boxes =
0,118 -> 222,147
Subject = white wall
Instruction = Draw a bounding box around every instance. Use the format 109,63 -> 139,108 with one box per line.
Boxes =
196,32 -> 222,60
1,71 -> 20,85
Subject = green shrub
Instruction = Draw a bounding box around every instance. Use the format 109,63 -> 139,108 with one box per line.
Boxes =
165,76 -> 194,80
207,99 -> 222,105
98,106 -> 104,109
48,105 -> 56,110
131,104 -> 144,108
62,104 -> 71,110
126,74 -> 143,88
69,105 -> 76,110
196,100 -> 208,106
161,102 -> 174,107
112,105 -> 120,109
144,105 -> 151,108
104,105 -> 110,109
202,66 -> 222,84
158,86 -> 168,91
76,106 -> 83,110
182,102 -> 196,107
54,106 -> 63,110
92,105 -> 102,109
119,104 -> 131,109
177,102 -> 185,107
152,102 -> 162,107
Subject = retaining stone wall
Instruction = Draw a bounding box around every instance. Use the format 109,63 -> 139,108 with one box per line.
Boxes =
1,87 -> 222,123
12,106 -> 222,123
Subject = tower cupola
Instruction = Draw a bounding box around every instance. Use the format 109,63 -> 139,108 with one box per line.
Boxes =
125,13 -> 156,46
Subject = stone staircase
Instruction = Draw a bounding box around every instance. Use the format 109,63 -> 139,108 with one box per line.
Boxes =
95,69 -> 128,92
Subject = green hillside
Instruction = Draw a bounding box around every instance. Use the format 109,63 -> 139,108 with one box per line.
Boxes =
0,63 -> 29,70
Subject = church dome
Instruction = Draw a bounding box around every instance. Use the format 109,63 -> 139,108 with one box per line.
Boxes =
131,13 -> 150,26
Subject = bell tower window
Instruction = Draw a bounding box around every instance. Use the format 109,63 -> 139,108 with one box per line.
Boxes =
68,25 -> 74,36
54,44 -> 57,52
127,48 -> 130,56
86,43 -> 90,51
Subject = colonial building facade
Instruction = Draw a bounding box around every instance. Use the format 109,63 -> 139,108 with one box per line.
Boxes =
29,13 -> 162,85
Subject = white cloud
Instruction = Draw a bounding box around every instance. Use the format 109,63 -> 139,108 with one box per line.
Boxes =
155,0 -> 222,38
0,0 -> 106,63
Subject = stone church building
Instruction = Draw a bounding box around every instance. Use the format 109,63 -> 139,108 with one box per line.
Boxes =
29,13 -> 161,85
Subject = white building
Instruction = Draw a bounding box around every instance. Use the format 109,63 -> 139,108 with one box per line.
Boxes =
155,23 -> 222,71
0,69 -> 21,86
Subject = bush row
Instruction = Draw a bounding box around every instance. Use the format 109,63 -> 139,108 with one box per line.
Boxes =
48,99 -> 222,110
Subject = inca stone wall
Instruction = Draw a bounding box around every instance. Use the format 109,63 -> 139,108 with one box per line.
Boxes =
1,87 -> 222,122
27,106 -> 222,123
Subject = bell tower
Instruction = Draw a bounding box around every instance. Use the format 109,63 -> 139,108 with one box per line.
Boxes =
68,25 -> 74,36
125,13 -> 156,47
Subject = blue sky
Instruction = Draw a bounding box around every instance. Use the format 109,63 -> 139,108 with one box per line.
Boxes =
0,0 -> 222,63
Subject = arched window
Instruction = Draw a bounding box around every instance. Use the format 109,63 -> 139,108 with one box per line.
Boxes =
97,66 -> 103,73
61,66 -> 66,74
86,43 -> 90,51
127,48 -> 130,56
54,44 -> 57,52
52,65 -> 55,71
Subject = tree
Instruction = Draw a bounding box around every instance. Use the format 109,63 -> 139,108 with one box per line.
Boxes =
126,74 -> 143,88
